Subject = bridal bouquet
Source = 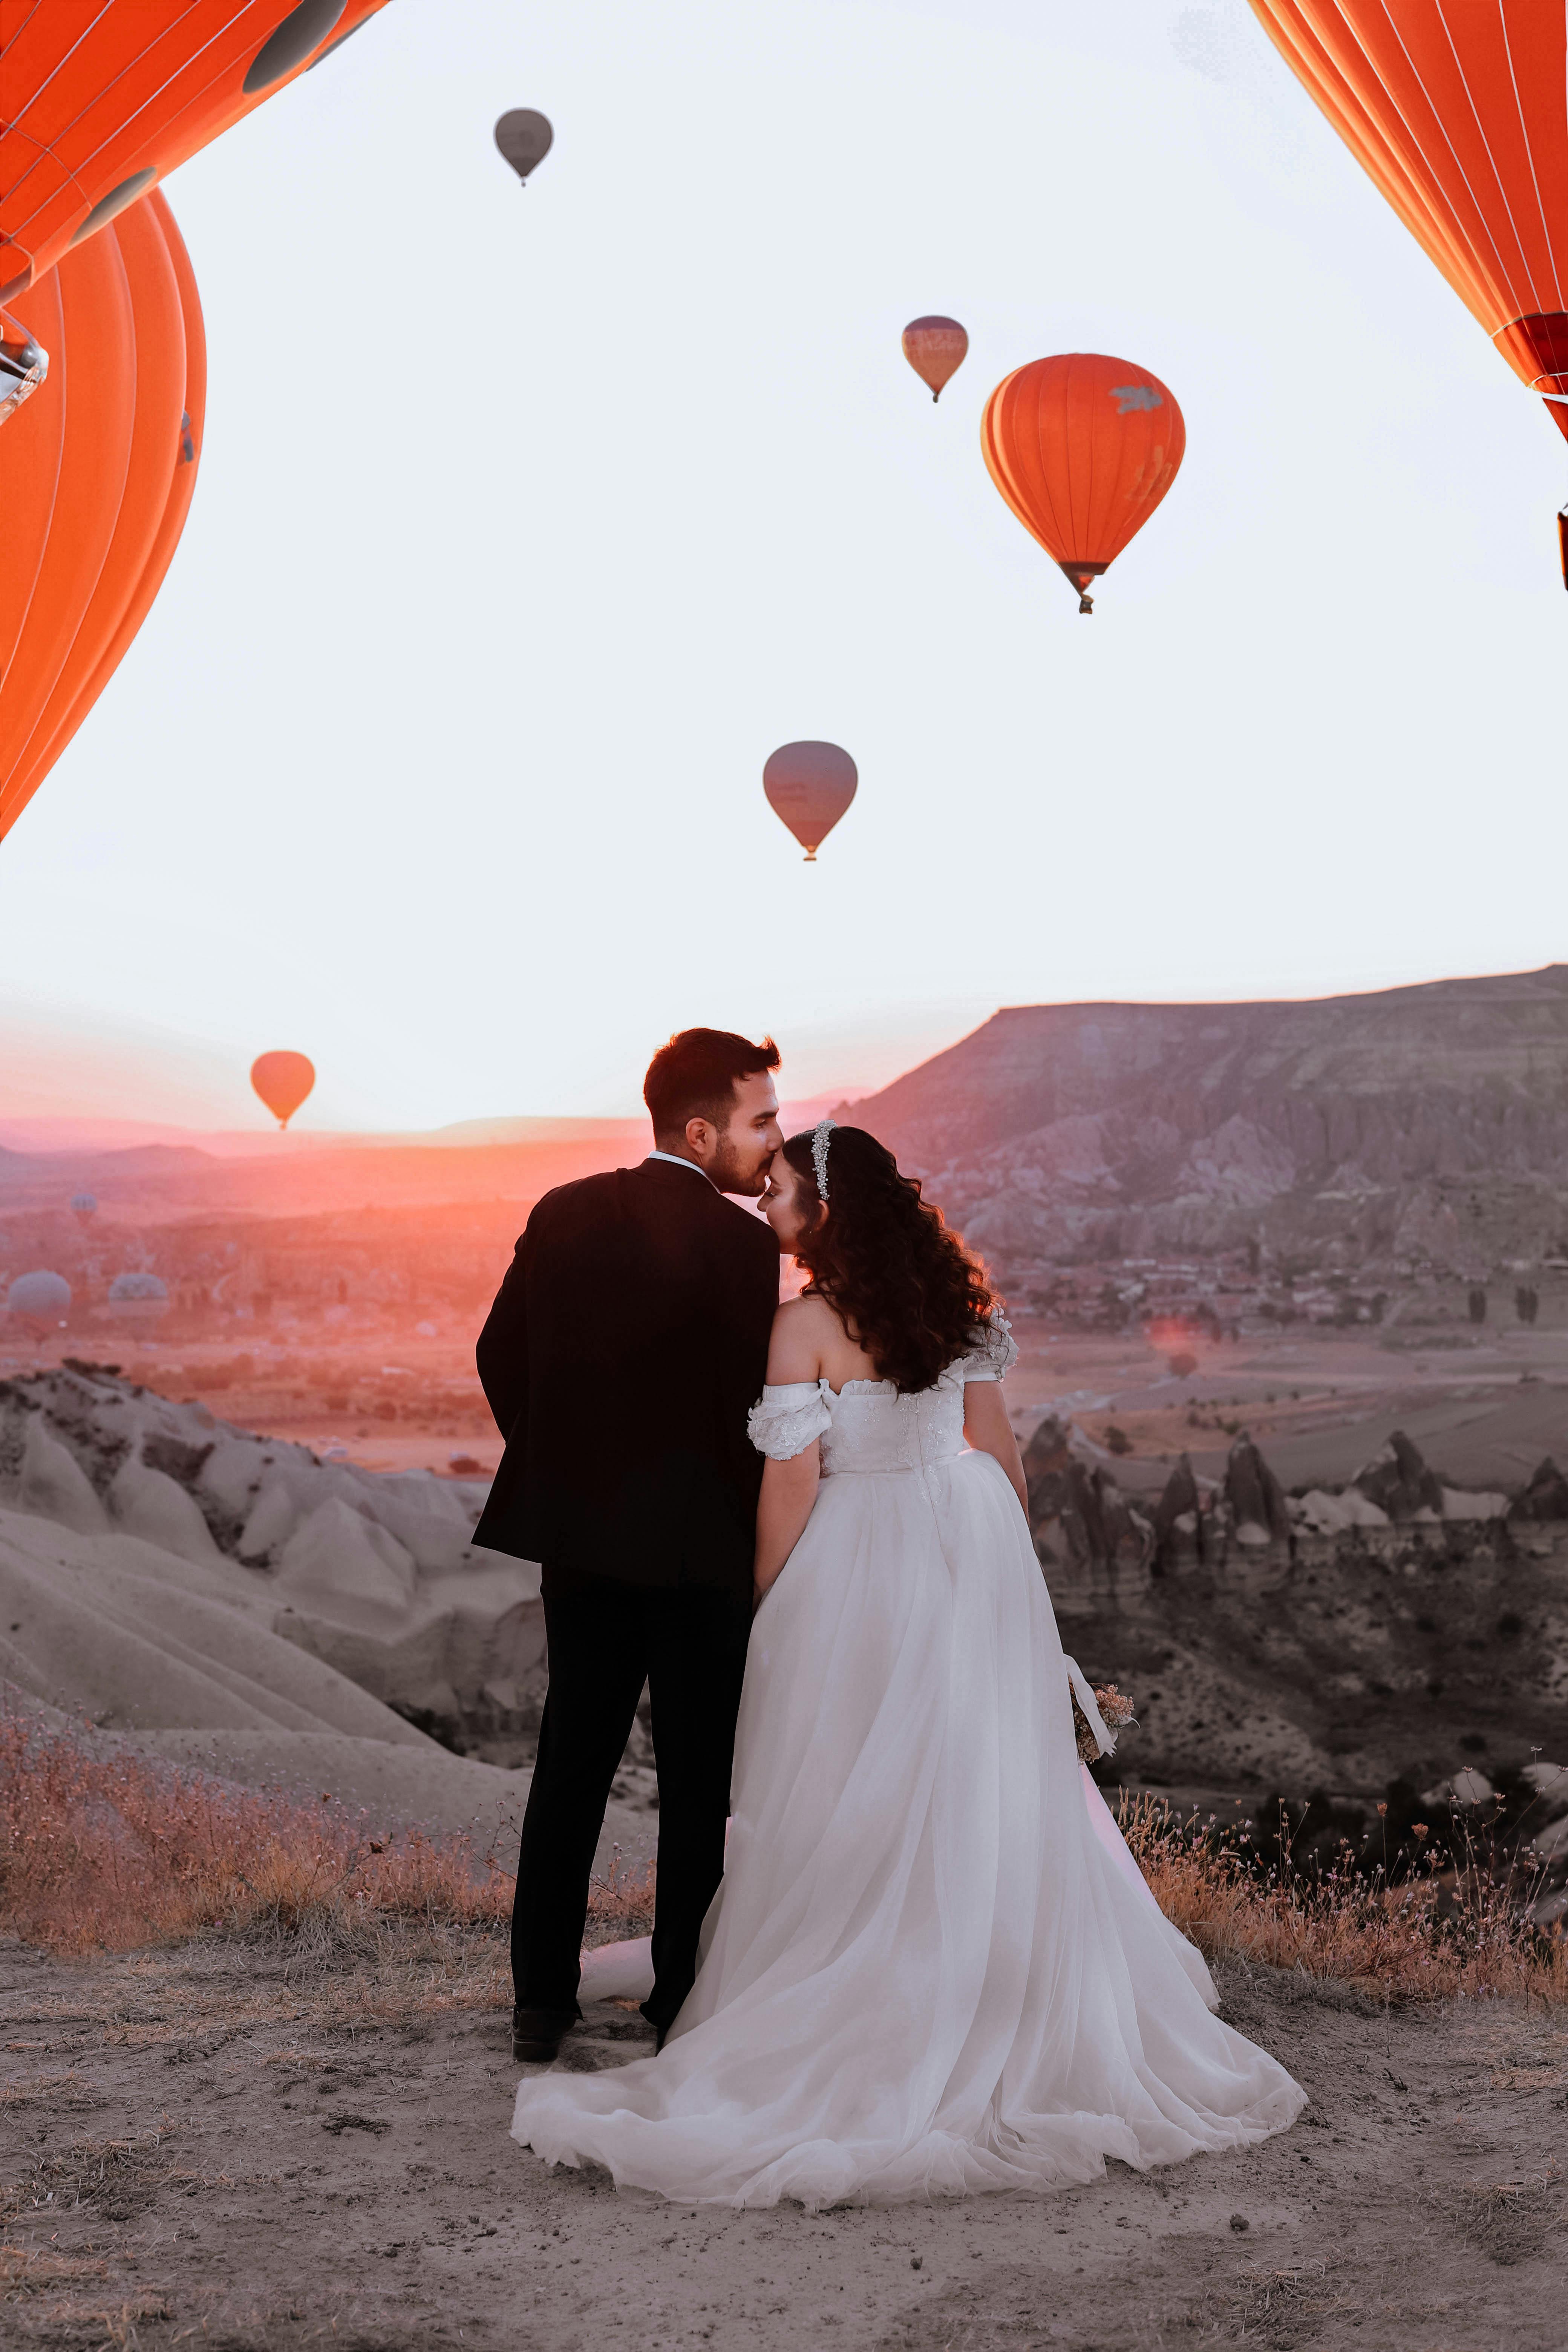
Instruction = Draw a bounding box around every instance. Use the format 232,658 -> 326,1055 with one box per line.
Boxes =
1072,1680 -> 1136,1765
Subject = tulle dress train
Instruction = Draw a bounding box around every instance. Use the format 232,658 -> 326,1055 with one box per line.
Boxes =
511,1325 -> 1304,2207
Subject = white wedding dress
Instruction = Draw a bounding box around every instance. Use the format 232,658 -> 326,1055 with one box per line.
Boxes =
511,1321 -> 1304,2207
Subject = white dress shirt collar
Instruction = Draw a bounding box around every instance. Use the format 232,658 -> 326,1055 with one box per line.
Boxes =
646,1149 -> 715,1188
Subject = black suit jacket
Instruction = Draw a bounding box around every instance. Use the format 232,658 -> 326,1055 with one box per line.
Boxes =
472,1159 -> 780,1597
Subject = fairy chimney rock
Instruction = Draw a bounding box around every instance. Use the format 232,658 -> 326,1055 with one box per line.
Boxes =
1353,1430 -> 1444,1524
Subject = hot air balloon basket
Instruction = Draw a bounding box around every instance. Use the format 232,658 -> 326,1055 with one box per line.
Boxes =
1072,1681 -> 1137,1766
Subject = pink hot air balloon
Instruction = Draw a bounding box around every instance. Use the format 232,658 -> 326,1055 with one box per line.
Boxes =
763,741 -> 858,862
902,316 -> 968,403
250,1050 -> 315,1129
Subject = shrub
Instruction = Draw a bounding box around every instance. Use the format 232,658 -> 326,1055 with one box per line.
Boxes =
1119,1793 -> 1568,2006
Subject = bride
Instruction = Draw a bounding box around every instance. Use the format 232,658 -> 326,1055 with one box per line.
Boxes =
511,1121 -> 1304,2207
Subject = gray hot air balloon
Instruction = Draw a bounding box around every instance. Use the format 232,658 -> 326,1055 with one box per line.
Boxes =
107,1271 -> 170,1323
763,742 -> 858,863
495,110 -> 554,186
7,1269 -> 71,1323
70,1192 -> 98,1228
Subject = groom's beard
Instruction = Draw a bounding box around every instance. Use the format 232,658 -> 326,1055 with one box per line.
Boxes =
706,1137 -> 769,1197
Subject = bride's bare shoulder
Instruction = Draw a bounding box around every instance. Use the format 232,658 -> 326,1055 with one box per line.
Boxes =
766,1293 -> 840,1383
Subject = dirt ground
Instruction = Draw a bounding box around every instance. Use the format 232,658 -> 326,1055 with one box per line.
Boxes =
2,1934 -> 1563,2352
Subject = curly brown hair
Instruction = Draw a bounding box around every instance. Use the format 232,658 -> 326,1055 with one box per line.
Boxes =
781,1125 -> 996,1394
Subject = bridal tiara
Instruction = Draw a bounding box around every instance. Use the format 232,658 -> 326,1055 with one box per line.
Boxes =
811,1117 -> 837,1202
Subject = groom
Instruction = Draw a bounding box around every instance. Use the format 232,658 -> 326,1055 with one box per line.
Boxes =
474,1028 -> 783,2061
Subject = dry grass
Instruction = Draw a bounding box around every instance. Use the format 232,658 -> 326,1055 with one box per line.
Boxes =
0,2238 -> 171,2352
585,1848 -> 655,1943
0,2243 -> 111,2294
1,1709 -> 514,1957
0,1707 -> 655,2021
1119,1791 -> 1568,2005
1450,2172 -> 1563,2266
9,1704 -> 1566,2015
0,2127 -> 179,2228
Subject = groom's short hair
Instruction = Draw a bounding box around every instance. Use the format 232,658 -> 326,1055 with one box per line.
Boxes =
645,1028 -> 780,1143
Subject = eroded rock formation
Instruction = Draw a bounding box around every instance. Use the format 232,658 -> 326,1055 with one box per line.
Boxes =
1222,1433 -> 1292,1549
1352,1430 -> 1446,1524
1021,1407 -> 1568,1797
1024,1415 -> 1153,1591
0,1363 -> 542,1756
844,965 -> 1568,1274
1510,1457 -> 1568,1522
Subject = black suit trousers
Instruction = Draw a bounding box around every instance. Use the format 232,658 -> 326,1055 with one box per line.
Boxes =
511,1580 -> 753,2033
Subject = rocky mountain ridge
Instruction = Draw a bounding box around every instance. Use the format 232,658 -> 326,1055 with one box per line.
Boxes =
845,965 -> 1568,1278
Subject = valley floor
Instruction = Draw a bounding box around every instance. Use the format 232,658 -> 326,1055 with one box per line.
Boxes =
2,1936 -> 1562,2351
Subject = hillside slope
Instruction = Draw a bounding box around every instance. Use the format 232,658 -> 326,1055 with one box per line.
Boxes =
847,965 -> 1568,1275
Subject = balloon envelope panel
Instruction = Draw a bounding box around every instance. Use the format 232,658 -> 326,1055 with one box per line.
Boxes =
0,1 -> 391,301
0,191 -> 205,844
1246,2 -> 1568,403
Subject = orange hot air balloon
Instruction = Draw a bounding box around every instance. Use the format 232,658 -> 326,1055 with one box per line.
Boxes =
763,742 -> 858,862
251,1052 -> 316,1129
980,354 -> 1185,615
0,2 -> 392,307
0,190 -> 206,845
1248,5 -> 1568,547
902,316 -> 969,404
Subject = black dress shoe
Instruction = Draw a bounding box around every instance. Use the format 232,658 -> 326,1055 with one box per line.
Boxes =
513,2006 -> 576,2063
640,1997 -> 675,2053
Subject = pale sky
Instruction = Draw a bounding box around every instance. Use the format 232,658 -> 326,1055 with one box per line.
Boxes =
3,0 -> 1565,1132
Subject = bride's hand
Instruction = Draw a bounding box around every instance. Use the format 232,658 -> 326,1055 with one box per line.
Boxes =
752,1444 -> 821,1605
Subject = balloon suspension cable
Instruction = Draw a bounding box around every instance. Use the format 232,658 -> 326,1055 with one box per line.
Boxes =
1559,500 -> 1568,593
803,850 -> 817,863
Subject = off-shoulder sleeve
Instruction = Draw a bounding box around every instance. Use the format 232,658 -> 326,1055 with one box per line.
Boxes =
747,1381 -> 831,1461
962,1309 -> 1018,1384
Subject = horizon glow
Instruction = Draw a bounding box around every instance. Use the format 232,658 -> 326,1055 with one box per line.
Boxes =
3,1 -> 1566,1131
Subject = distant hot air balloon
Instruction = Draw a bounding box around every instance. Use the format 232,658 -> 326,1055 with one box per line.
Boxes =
0,3 -> 392,308
1246,3 -> 1568,580
70,1193 -> 98,1229
495,111 -> 554,186
902,316 -> 969,404
251,1051 -> 316,1129
7,1269 -> 71,1325
107,1271 -> 170,1322
0,191 -> 205,844
981,354 -> 1185,615
763,743 -> 858,862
